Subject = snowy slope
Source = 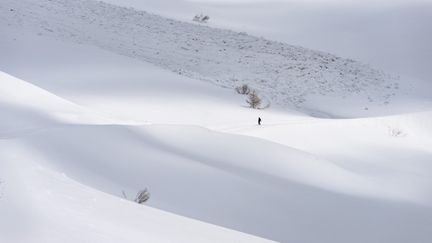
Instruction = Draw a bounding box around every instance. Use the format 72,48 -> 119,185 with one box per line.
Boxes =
0,72 -> 275,243
0,72 -> 111,136
1,49 -> 432,242
3,0 -> 429,117
2,123 -> 432,243
101,0 -> 432,82
1,72 -> 431,243
0,146 -> 273,243
1,0 -> 432,242
0,30 -> 302,126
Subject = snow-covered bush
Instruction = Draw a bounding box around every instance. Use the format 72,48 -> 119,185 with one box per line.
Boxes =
235,84 -> 251,95
388,127 -> 405,137
246,90 -> 262,109
193,14 -> 210,23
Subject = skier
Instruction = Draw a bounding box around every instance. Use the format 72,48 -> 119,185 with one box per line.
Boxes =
258,117 -> 262,125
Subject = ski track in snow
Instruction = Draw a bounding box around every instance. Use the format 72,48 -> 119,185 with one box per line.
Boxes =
1,0 -> 400,112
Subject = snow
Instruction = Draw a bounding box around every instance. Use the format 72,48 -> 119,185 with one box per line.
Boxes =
1,0 -> 432,242
0,72 -> 110,136
0,144 -> 272,243
4,0 -> 431,118
100,0 -> 432,82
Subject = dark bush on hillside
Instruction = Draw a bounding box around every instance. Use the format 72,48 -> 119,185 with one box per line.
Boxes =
193,14 -> 210,23
235,84 -> 251,95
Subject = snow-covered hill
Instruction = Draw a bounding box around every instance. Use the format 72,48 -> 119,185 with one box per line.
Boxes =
0,72 -> 276,243
1,72 -> 431,243
1,0 -> 432,242
0,72 -> 111,137
2,0 -> 427,117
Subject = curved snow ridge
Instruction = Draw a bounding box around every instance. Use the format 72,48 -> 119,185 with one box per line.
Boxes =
15,123 -> 430,205
376,111 -> 432,138
238,110 -> 432,136
139,124 -> 432,204
0,71 -> 112,135
0,148 -> 273,243
1,0 -> 400,111
252,110 -> 432,142
228,112 -> 432,204
5,122 -> 431,242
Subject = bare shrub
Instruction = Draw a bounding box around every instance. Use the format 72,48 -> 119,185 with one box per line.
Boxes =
201,15 -> 210,22
121,188 -> 150,204
134,188 -> 150,204
235,84 -> 251,95
246,90 -> 262,109
193,14 -> 210,23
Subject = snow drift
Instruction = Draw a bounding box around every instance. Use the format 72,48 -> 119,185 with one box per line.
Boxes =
1,0 -> 432,242
1,72 -> 431,242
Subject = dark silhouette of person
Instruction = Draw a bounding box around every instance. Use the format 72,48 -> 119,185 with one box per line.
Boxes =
258,117 -> 262,125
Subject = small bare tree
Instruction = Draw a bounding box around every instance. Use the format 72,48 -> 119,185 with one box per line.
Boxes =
134,188 -> 150,204
235,84 -> 251,95
193,14 -> 210,23
121,188 -> 150,204
246,90 -> 262,109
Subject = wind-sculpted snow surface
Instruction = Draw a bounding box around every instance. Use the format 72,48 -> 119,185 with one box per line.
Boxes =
0,71 -> 275,243
0,72 -> 109,137
1,72 -> 431,243
1,0 -> 400,112
2,1 -> 432,242
0,146 -> 273,243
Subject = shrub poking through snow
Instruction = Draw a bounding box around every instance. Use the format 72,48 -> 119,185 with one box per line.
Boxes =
121,188 -> 150,204
193,14 -> 210,23
235,84 -> 251,95
388,127 -> 405,137
246,90 -> 262,109
134,188 -> 150,204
